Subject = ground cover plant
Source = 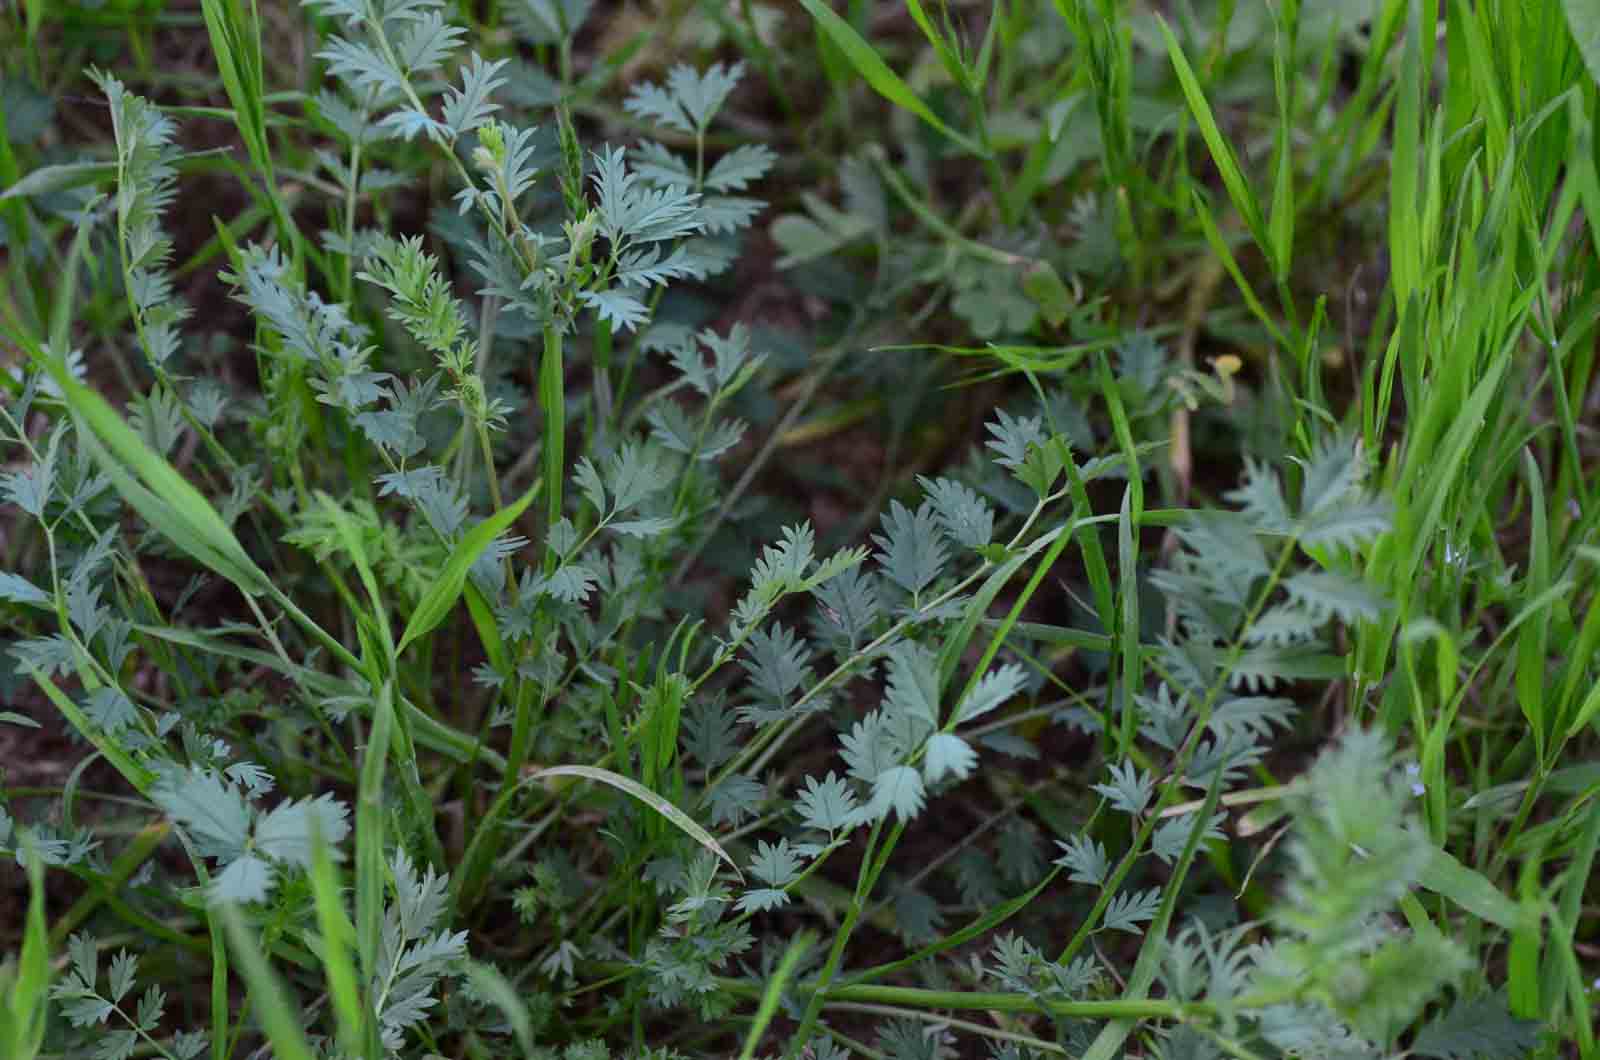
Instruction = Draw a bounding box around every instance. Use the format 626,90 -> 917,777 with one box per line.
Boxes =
1,0 -> 1598,1056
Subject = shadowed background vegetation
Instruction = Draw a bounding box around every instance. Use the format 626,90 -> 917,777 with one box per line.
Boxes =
1,1 -> 1598,1058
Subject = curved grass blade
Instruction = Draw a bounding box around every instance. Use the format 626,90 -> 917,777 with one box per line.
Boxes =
398,484 -> 537,656
27,342 -> 270,596
0,161 -> 116,202
796,0 -> 989,157
530,765 -> 742,879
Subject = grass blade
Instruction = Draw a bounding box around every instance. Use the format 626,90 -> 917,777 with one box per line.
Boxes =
740,932 -> 814,1060
530,764 -> 742,879
1,160 -> 116,201
308,832 -> 364,1059
1268,0 -> 1299,280
1563,0 -> 1600,86
1,842 -> 50,1060
218,905 -> 317,1060
464,962 -> 536,1055
540,324 -> 564,573
1417,847 -> 1520,930
26,341 -> 270,596
1157,15 -> 1271,273
398,484 -> 536,656
355,679 -> 394,1000
796,0 -> 989,157
27,668 -> 157,793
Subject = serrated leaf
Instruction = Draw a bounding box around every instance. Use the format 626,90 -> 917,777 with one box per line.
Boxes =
922,732 -> 977,783
632,140 -> 693,186
624,62 -> 742,133
735,887 -> 790,913
604,441 -> 671,513
770,212 -> 868,269
1101,887 -> 1161,933
1092,760 -> 1153,816
151,769 -> 250,860
397,10 -> 466,74
1244,602 -> 1322,646
706,143 -> 776,192
441,52 -> 507,135
883,641 -> 940,726
609,515 -> 676,537
579,287 -> 650,331
1299,498 -> 1394,549
1225,457 -> 1293,533
795,772 -> 859,833
811,565 -> 881,647
1,463 -> 50,518
106,951 -> 138,1003
867,765 -> 926,822
82,688 -> 139,733
615,244 -> 706,288
253,794 -> 351,869
954,663 -> 1027,724
316,36 -> 407,96
573,456 -> 606,513
1283,570 -> 1387,625
1152,811 -> 1226,864
873,499 -> 948,597
94,1028 -> 139,1060
917,475 -> 995,549
1412,992 -> 1542,1060
682,696 -> 740,770
698,195 -> 764,235
1298,435 -> 1365,517
544,564 -> 597,603
1208,696 -> 1297,741
707,772 -> 765,827
996,819 -> 1044,885
507,0 -> 593,42
740,623 -> 813,721
1054,835 -> 1109,885
746,838 -> 803,887
840,712 -> 897,784
212,853 -> 274,904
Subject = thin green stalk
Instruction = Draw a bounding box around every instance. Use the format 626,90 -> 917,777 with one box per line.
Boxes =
787,818 -> 888,1051
709,972 -> 1304,1024
1058,533 -> 1300,967
49,821 -> 170,945
541,323 -> 565,573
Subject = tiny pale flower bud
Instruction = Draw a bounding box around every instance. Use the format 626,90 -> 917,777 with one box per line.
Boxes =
567,212 -> 598,261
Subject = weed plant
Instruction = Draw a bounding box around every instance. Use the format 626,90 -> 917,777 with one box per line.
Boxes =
1,1 -> 1598,1058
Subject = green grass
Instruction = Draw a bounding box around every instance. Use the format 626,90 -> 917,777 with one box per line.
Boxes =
1,0 -> 1598,1057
